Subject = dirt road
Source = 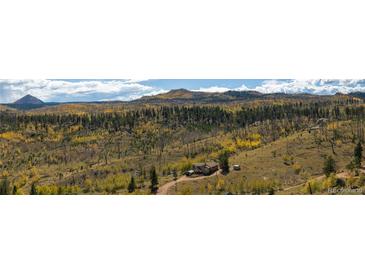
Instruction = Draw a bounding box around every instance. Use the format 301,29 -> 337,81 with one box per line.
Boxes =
278,171 -> 356,194
158,169 -> 361,195
157,171 -> 220,194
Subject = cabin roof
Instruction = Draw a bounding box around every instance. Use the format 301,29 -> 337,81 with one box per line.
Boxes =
206,162 -> 218,168
193,163 -> 206,167
193,162 -> 218,168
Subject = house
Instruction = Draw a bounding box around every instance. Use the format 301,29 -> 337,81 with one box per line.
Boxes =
193,162 -> 219,175
205,162 -> 219,174
192,163 -> 206,174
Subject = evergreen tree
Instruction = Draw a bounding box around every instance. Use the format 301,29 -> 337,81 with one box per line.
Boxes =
0,177 -> 10,195
128,176 -> 136,193
354,141 -> 363,168
172,169 -> 178,181
150,166 -> 159,194
30,183 -> 38,195
219,152 -> 230,174
323,156 -> 336,177
12,185 -> 18,195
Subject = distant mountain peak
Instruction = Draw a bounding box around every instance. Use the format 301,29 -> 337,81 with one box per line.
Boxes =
225,90 -> 263,96
168,88 -> 191,93
14,94 -> 44,105
135,88 -> 265,103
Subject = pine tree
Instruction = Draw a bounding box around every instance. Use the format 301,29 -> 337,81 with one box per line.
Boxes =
354,141 -> 363,168
128,176 -> 136,193
0,177 -> 10,195
323,156 -> 336,177
30,183 -> 38,195
12,185 -> 18,195
150,166 -> 159,194
172,169 -> 178,181
219,152 -> 230,174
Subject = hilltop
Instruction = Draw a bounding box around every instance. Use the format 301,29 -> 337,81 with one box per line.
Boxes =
134,88 -> 354,104
5,94 -> 61,110
135,88 -> 264,104
14,94 -> 44,105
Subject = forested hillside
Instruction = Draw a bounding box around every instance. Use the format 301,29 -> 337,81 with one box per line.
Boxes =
1,94 -> 365,194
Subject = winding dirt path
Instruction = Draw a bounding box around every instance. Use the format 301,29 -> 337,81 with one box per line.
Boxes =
158,171 -> 220,194
278,171 -> 356,194
158,169 -> 363,195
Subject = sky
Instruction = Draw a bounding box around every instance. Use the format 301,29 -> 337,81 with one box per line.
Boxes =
1,79 -> 365,103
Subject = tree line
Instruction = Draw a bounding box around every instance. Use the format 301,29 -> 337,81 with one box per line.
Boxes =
1,100 -> 364,133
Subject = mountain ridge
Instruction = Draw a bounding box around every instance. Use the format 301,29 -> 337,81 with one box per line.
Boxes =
133,88 -> 334,104
134,88 -> 265,103
2,90 -> 365,110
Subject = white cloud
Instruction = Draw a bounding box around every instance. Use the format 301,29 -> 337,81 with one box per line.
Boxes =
1,79 -> 365,103
252,79 -> 365,95
193,84 -> 251,93
192,80 -> 365,96
193,86 -> 231,93
236,84 -> 250,91
0,79 -> 166,103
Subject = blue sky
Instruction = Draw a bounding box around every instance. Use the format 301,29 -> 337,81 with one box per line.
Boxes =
1,79 -> 365,103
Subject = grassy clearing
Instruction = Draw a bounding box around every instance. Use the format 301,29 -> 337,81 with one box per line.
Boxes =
169,122 -> 359,194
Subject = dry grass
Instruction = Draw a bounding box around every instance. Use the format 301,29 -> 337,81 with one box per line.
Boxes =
168,123 -> 357,194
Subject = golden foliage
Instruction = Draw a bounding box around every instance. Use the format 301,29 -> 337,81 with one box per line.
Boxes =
230,133 -> 262,151
0,131 -> 25,142
72,135 -> 100,144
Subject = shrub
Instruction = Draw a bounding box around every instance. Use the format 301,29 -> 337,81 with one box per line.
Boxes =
305,179 -> 322,194
179,159 -> 193,173
283,155 -> 294,166
323,156 -> 336,177
237,179 -> 277,195
358,174 -> 365,186
323,174 -> 345,189
292,163 -> 302,175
